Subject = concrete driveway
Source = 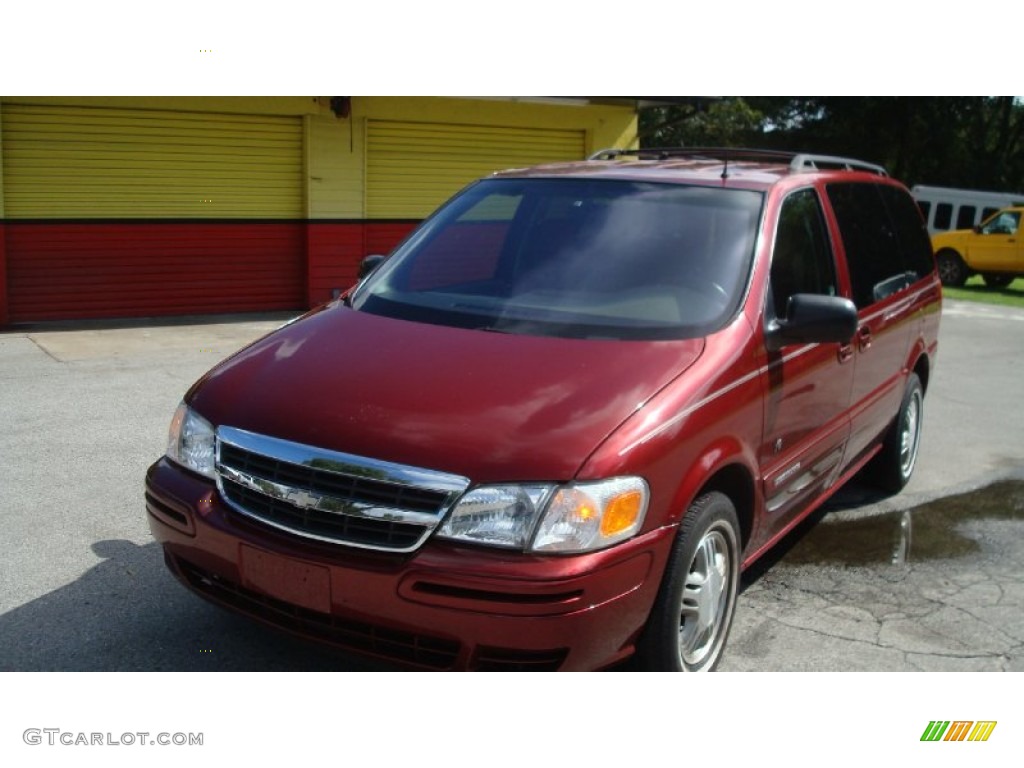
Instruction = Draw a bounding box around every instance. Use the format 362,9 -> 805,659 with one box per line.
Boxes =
0,301 -> 1021,671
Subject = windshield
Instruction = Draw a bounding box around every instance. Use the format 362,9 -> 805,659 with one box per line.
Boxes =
352,178 -> 764,340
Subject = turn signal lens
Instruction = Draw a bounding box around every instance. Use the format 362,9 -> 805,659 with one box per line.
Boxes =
601,490 -> 644,537
532,477 -> 649,553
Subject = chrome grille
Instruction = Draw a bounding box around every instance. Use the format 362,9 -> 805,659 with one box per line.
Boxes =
216,427 -> 470,553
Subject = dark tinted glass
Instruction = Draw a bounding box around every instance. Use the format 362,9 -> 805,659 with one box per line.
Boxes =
876,184 -> 935,280
770,188 -> 836,317
934,203 -> 952,230
827,183 -> 932,308
957,205 -> 976,229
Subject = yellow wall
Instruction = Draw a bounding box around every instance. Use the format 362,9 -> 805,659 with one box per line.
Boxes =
1,96 -> 321,117
1,96 -> 639,221
306,102 -> 364,219
307,96 -> 638,219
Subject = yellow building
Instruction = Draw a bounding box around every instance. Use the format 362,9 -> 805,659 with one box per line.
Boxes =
0,96 -> 638,324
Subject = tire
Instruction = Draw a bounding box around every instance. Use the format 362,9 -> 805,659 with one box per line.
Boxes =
936,249 -> 968,287
982,272 -> 1014,289
637,491 -> 740,672
870,373 -> 924,494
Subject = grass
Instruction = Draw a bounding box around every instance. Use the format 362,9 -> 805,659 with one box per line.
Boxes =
941,275 -> 1024,309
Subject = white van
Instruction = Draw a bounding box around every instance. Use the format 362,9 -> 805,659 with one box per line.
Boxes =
912,185 -> 1024,235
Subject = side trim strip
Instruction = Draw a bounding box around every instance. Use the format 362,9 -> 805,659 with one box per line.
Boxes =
619,344 -> 817,455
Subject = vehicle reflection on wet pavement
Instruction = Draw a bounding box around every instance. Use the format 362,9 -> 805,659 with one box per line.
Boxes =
722,480 -> 1024,671
785,480 -> 1024,566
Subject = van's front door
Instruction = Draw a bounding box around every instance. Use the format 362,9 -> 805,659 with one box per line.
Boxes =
758,188 -> 854,545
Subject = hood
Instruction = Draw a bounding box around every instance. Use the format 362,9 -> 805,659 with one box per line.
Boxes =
188,304 -> 703,482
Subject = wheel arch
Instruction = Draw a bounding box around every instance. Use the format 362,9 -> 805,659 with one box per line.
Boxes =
910,349 -> 930,394
698,464 -> 756,552
674,456 -> 757,554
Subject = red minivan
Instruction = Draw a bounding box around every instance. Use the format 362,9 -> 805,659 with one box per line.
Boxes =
146,148 -> 941,671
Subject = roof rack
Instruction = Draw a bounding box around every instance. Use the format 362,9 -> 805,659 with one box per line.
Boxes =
789,153 -> 887,176
588,147 -> 888,177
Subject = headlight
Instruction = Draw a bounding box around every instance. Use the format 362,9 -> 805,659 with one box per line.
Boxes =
437,485 -> 553,549
166,403 -> 216,479
437,477 -> 648,554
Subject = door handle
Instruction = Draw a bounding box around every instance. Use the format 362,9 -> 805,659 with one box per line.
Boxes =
857,326 -> 872,352
838,344 -> 854,363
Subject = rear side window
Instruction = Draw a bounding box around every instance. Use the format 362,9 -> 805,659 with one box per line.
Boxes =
917,200 -> 931,223
957,205 -> 977,229
826,183 -> 933,308
934,203 -> 953,230
876,184 -> 935,280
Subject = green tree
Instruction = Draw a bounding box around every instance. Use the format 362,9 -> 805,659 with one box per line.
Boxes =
639,97 -> 1024,192
639,98 -> 764,147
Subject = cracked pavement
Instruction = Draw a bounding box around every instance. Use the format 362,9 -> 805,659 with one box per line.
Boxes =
1,300 -> 1022,671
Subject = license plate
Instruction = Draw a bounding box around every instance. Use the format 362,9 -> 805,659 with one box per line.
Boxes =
239,545 -> 331,614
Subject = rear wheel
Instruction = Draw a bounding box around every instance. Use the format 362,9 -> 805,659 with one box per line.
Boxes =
870,373 -> 924,494
982,272 -> 1014,289
637,491 -> 740,672
936,249 -> 968,287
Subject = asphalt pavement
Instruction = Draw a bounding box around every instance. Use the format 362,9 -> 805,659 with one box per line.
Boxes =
0,301 -> 1021,671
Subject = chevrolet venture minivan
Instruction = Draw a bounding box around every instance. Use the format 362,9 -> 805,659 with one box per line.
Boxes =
146,148 -> 941,671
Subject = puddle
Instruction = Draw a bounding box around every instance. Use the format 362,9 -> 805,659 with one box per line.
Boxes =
782,480 -> 1024,566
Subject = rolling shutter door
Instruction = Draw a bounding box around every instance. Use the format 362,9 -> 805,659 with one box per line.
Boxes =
366,120 -> 586,219
2,104 -> 304,321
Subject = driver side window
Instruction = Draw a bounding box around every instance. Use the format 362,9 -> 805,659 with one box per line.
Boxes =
770,189 -> 837,318
982,211 -> 1020,236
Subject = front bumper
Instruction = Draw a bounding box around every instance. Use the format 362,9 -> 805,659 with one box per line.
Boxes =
145,458 -> 676,671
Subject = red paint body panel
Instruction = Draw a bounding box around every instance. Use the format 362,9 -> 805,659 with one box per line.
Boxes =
187,304 -> 704,483
147,459 -> 675,671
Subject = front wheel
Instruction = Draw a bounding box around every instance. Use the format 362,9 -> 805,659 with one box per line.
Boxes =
637,491 -> 740,672
936,249 -> 968,287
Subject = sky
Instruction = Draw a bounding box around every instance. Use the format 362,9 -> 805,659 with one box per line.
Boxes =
3,2 -> 1015,96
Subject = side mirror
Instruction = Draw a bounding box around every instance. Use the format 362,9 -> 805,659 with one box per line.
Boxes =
358,254 -> 387,280
766,294 -> 858,352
